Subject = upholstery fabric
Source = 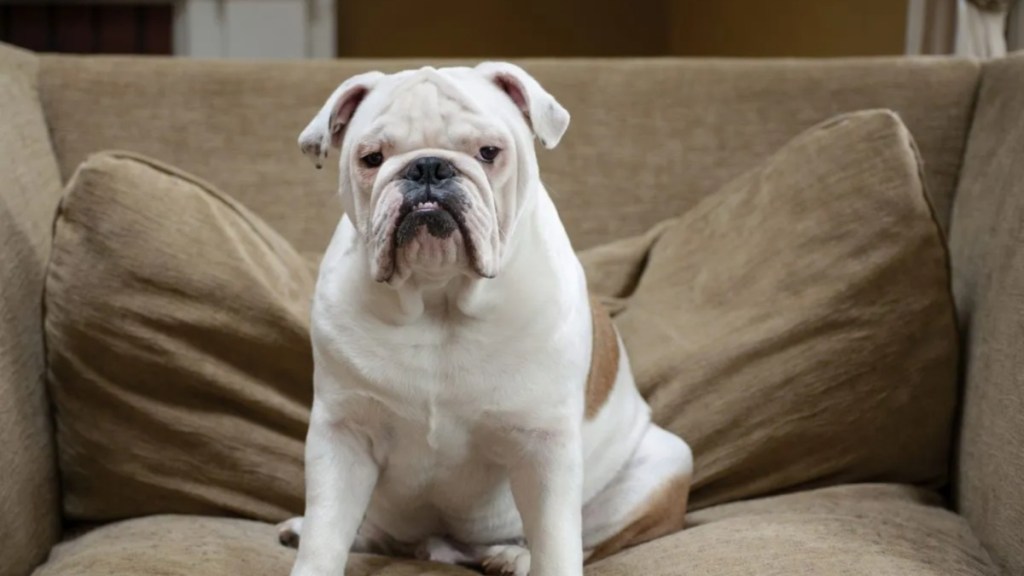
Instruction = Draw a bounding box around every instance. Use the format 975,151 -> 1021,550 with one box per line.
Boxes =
950,51 -> 1024,575
31,485 -> 997,576
44,111 -> 958,528
0,42 -> 63,576
37,55 -> 979,253
32,515 -> 475,576
589,484 -> 998,575
45,152 -> 315,522
579,110 -> 958,509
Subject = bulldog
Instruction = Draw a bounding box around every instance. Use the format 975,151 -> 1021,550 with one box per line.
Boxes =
278,62 -> 693,576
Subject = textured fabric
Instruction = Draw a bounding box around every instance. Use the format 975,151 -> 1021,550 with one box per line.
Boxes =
36,55 -> 979,253
44,113 -> 958,527
580,110 -> 958,510
31,515 -> 475,576
0,43 -> 63,576
588,484 -> 998,575
45,152 -> 315,523
31,485 -> 996,576
950,52 -> 1024,575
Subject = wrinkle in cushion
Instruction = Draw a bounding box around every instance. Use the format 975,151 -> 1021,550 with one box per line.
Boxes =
580,110 -> 958,510
45,152 -> 315,522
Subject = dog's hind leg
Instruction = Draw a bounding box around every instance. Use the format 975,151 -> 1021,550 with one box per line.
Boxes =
581,424 -> 693,563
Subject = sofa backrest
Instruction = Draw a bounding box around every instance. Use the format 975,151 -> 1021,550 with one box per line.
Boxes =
0,43 -> 62,576
949,51 -> 1024,576
37,55 -> 979,254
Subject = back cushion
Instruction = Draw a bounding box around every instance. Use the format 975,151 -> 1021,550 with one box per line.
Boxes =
581,110 -> 957,508
46,152 -> 314,521
0,43 -> 63,576
38,56 -> 979,253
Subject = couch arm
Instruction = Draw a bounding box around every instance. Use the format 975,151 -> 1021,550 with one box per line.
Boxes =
0,42 -> 64,576
949,51 -> 1024,576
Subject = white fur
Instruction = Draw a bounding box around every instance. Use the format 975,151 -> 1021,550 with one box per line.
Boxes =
285,63 -> 693,576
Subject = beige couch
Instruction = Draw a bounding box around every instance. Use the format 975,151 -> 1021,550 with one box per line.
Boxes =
2,41 -> 1023,576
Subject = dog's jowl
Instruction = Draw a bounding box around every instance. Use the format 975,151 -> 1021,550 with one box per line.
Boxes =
280,62 -> 694,576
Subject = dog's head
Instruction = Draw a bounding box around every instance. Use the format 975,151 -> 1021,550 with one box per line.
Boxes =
299,63 -> 569,285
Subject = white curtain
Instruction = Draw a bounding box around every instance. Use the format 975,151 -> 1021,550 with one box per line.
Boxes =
955,0 -> 1009,57
906,0 -> 1019,56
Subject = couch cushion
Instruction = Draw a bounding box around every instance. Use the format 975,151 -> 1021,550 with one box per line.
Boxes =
32,515 -> 474,576
38,55 -> 978,252
588,484 -> 998,575
45,111 -> 957,526
580,110 -> 957,509
950,51 -> 1024,575
45,152 -> 315,522
31,485 -> 996,576
0,42 -> 63,576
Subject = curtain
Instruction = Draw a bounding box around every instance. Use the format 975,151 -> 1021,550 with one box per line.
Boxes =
908,0 -> 1017,56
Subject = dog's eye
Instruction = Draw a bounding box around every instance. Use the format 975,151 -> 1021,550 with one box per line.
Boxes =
361,152 -> 384,168
477,146 -> 501,163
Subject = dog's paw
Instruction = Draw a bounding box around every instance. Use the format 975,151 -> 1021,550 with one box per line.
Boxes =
481,545 -> 530,576
414,537 -> 469,565
276,517 -> 303,548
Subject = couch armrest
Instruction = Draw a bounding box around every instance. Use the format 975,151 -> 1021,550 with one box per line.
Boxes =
0,41 -> 64,576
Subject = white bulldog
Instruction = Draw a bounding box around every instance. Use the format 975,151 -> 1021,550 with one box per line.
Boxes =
279,62 -> 693,576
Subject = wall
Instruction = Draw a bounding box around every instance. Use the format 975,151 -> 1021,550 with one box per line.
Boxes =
336,0 -> 909,58
670,1 -> 908,57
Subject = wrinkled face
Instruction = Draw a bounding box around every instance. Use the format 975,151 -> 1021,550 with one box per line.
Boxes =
350,71 -> 514,284
299,63 -> 569,286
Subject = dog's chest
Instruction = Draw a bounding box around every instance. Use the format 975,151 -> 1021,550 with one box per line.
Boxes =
367,405 -> 524,542
318,309 -> 584,542
325,308 -> 583,416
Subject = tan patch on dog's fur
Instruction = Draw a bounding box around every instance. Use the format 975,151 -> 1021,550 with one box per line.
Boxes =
585,296 -> 620,420
585,475 -> 689,563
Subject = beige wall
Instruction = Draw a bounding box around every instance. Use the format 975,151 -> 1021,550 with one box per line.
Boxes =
337,0 -> 908,58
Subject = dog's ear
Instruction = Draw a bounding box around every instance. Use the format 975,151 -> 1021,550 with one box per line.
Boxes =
475,62 -> 570,149
298,71 -> 385,169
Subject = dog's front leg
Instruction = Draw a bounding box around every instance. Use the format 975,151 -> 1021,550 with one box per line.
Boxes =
290,400 -> 379,576
509,428 -> 584,576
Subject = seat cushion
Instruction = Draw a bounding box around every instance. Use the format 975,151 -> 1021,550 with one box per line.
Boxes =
32,515 -> 474,576
32,485 -> 996,576
587,484 -> 999,576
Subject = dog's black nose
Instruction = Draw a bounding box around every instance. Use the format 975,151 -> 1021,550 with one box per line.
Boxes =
404,157 -> 455,185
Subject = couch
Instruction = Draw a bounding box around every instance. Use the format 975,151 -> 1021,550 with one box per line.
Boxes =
2,41 -> 1022,576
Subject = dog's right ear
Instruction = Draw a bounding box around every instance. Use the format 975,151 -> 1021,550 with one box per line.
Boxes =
298,71 -> 384,169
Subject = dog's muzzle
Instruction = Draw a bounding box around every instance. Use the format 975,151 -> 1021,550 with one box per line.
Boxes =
395,156 -> 469,247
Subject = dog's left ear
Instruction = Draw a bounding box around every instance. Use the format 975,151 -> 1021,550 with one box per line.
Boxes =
475,62 -> 570,149
298,71 -> 385,169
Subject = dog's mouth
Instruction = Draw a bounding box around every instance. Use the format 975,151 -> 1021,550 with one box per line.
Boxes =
383,190 -> 486,276
395,200 -> 460,247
